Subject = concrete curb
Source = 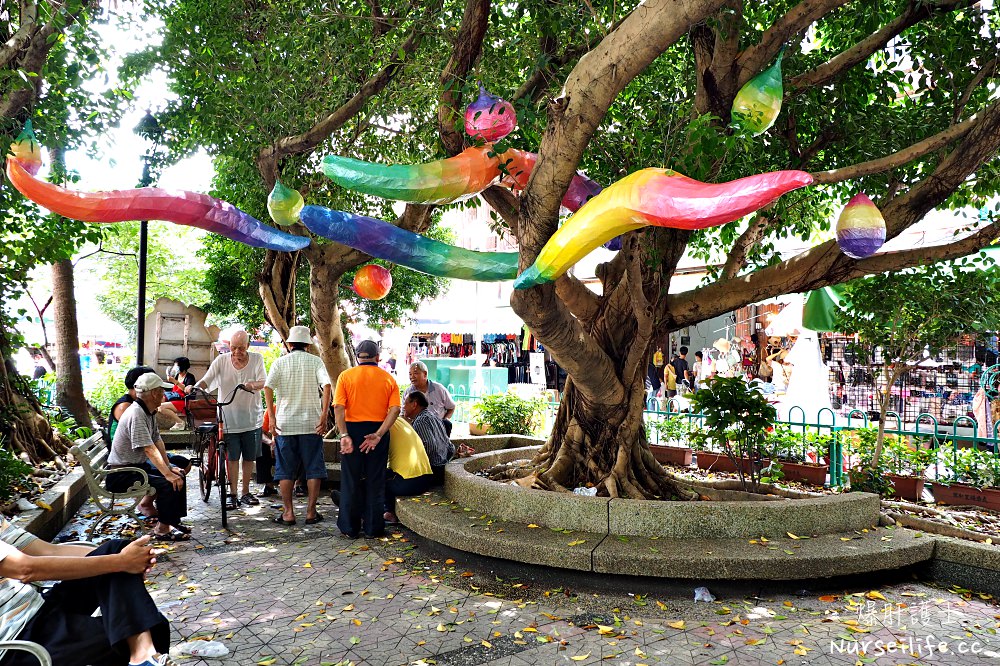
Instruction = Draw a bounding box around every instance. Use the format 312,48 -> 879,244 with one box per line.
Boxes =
14,467 -> 89,541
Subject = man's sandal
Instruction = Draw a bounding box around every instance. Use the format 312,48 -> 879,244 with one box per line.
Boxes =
152,530 -> 191,542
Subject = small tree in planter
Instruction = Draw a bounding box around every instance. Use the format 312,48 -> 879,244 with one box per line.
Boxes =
690,377 -> 776,492
472,393 -> 546,436
836,261 -> 1000,472
883,436 -> 934,501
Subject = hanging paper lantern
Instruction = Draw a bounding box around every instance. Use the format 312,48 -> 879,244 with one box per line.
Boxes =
464,85 -> 516,142
267,180 -> 304,226
353,264 -> 393,300
836,193 -> 886,259
732,47 -> 785,135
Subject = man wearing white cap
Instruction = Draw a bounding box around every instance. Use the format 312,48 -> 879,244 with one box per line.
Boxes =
264,326 -> 332,526
107,372 -> 189,542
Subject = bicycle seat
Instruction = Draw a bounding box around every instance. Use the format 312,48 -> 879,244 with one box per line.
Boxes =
196,423 -> 216,435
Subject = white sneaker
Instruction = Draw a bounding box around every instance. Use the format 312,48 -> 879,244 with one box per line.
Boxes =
169,423 -> 186,431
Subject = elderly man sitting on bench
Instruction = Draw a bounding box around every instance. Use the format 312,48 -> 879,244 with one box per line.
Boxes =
0,519 -> 175,666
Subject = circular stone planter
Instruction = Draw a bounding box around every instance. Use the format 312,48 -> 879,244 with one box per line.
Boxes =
445,447 -> 882,539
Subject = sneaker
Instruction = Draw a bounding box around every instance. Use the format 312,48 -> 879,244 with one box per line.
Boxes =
294,485 -> 307,497
130,654 -> 179,666
240,493 -> 260,506
258,486 -> 276,498
225,494 -> 239,510
169,423 -> 186,431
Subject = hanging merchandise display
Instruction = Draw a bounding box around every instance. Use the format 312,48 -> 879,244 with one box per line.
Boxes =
5,122 -> 309,252
836,193 -> 886,259
731,46 -> 785,135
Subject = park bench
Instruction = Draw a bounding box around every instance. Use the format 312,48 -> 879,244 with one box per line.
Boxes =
69,432 -> 154,537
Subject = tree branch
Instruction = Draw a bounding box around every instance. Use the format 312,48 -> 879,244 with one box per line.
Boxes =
437,0 -> 492,156
787,0 -> 974,94
737,0 -> 850,87
954,56 -> 998,123
554,274 -> 599,325
810,111 -> 980,185
721,215 -> 776,280
255,1 -> 438,189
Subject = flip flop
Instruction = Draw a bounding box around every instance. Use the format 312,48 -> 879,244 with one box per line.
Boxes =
171,523 -> 192,535
152,530 -> 191,542
273,515 -> 296,526
305,513 -> 323,525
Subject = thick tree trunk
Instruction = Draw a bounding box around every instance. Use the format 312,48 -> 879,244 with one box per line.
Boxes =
309,260 -> 351,381
51,258 -> 91,427
0,330 -> 69,466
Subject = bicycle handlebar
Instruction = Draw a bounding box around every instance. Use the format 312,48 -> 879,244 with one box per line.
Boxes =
184,383 -> 254,407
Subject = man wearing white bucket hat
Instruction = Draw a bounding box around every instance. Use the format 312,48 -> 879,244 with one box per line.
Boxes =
264,326 -> 332,526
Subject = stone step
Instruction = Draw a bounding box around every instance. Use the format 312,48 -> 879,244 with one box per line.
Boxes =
396,490 -> 936,581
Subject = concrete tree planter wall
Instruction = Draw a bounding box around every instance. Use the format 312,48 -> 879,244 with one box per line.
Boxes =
887,474 -> 925,502
780,462 -> 829,487
650,445 -> 693,466
930,482 -> 1000,511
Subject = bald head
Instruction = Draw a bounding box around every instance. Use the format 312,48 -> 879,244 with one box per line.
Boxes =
229,329 -> 250,367
230,330 -> 249,348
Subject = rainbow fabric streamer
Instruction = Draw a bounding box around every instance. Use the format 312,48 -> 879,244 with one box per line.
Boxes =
514,168 -> 814,289
322,145 -> 603,212
299,205 -> 518,282
836,193 -> 886,259
732,46 -> 785,135
322,146 -> 501,205
6,123 -> 308,252
465,85 -> 516,142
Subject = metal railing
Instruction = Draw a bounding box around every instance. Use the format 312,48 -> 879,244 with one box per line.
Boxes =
449,387 -> 1000,489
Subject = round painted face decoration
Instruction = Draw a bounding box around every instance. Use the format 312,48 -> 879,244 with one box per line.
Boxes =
353,264 -> 393,300
464,85 -> 516,142
836,193 -> 886,259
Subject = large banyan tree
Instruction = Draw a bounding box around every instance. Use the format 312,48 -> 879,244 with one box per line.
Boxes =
139,0 -> 1000,498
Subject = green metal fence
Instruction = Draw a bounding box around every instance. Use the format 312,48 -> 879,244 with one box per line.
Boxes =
449,386 -> 1000,489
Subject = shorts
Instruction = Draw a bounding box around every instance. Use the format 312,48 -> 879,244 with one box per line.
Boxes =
225,428 -> 262,461
274,434 -> 326,481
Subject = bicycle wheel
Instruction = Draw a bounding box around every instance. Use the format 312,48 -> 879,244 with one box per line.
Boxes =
217,443 -> 229,529
198,433 -> 214,502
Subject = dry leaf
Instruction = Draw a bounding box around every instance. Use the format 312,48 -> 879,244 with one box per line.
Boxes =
668,620 -> 686,630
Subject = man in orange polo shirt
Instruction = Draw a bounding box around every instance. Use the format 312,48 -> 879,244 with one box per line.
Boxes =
333,340 -> 401,538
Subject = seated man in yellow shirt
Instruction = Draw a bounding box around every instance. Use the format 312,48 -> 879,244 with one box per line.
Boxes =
382,417 -> 435,525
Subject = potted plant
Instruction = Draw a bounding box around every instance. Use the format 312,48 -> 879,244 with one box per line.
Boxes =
649,416 -> 694,466
930,447 -> 1000,510
766,425 -> 829,486
882,436 -> 932,501
690,377 -> 776,492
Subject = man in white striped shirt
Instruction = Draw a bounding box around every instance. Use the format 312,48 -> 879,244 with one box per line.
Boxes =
0,518 -> 174,665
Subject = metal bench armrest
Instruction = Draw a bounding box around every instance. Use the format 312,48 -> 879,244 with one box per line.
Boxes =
0,640 -> 52,665
104,465 -> 151,485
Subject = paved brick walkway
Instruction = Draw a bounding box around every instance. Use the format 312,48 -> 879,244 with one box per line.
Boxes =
59,474 -> 1000,665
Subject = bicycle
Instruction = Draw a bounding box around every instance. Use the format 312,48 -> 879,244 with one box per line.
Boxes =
185,384 -> 252,528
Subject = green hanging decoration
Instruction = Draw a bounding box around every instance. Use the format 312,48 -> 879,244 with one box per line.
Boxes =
732,46 -> 786,135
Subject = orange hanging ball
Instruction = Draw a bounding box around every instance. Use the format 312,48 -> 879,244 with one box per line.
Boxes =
353,264 -> 392,300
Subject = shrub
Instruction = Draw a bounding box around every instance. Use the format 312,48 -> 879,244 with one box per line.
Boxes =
472,393 -> 545,436
86,363 -> 128,419
0,437 -> 32,504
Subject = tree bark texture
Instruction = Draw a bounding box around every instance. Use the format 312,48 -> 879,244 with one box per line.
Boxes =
51,258 -> 91,428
